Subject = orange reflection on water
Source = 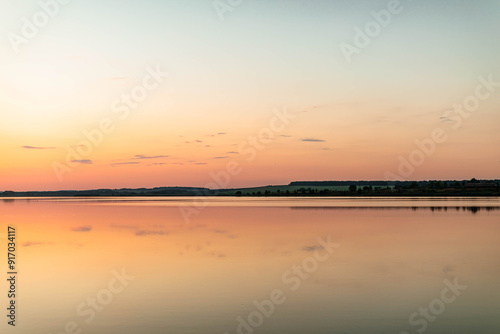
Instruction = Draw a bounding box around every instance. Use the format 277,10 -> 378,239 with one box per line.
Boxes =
0,198 -> 499,334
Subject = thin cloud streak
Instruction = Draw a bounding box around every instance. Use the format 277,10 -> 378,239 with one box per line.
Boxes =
133,154 -> 169,160
21,146 -> 56,149
301,138 -> 325,142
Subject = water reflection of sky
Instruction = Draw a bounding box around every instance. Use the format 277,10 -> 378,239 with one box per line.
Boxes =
1,198 -> 499,334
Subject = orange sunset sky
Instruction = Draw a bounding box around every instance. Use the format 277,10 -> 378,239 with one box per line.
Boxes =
0,0 -> 499,191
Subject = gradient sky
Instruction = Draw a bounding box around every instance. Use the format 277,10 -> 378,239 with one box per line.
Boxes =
0,0 -> 499,191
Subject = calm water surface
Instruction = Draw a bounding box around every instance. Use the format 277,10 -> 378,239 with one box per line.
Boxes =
1,197 -> 499,334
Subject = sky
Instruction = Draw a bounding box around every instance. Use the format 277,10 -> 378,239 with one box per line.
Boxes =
0,0 -> 499,191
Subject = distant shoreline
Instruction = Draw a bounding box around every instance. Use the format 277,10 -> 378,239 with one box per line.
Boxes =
1,179 -> 499,197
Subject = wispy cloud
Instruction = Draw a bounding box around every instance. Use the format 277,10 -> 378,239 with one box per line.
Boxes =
207,251 -> 226,258
227,151 -> 238,154
133,154 -> 169,160
303,245 -> 324,252
22,241 -> 44,247
135,230 -> 169,236
213,156 -> 228,159
301,138 -> 325,142
21,145 -> 56,150
71,226 -> 92,232
111,224 -> 138,230
214,229 -> 227,234
206,132 -> 227,137
71,159 -> 93,164
110,162 -> 140,166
